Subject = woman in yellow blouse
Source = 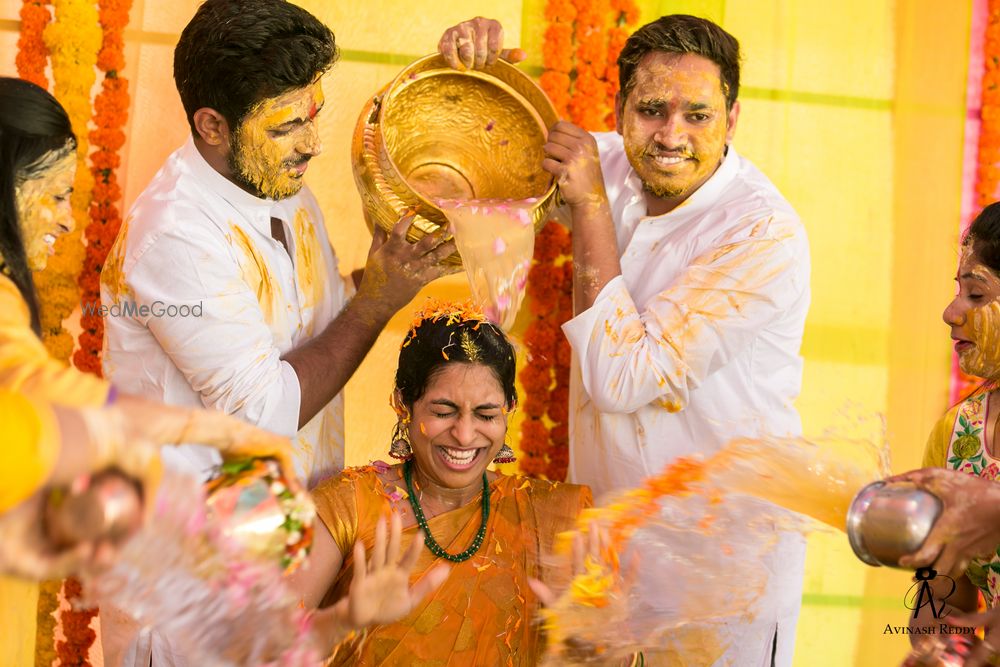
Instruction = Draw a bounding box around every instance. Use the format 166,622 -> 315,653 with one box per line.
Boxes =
897,203 -> 1000,665
0,77 -> 293,665
288,303 -> 592,665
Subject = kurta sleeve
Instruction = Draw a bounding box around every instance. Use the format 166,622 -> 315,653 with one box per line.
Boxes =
562,215 -> 807,414
119,221 -> 301,437
0,391 -> 60,512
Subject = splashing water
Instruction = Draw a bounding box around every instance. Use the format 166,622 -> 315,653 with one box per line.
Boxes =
82,470 -> 322,667
437,197 -> 537,330
541,434 -> 890,665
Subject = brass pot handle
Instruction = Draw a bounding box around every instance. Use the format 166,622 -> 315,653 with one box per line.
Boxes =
366,94 -> 382,125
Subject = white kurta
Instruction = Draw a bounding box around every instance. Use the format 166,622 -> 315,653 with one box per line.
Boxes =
102,139 -> 348,486
99,140 -> 349,666
563,133 -> 810,666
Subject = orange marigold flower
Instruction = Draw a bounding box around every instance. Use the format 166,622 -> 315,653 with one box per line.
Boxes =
522,392 -> 549,418
520,358 -> 553,393
554,365 -> 570,388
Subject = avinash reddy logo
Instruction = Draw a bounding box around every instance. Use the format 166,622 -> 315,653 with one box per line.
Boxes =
882,567 -> 975,637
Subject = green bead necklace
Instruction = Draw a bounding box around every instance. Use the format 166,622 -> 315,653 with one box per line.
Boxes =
402,458 -> 490,563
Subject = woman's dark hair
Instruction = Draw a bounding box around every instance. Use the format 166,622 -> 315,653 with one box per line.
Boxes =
617,14 -> 741,111
965,201 -> 1000,274
0,77 -> 76,336
396,315 -> 517,409
173,0 -> 338,134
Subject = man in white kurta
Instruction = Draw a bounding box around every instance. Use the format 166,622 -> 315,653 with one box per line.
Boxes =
563,133 -> 810,496
437,13 -> 809,666
562,133 -> 809,666
98,3 -> 457,665
102,138 -> 347,485
553,23 -> 810,667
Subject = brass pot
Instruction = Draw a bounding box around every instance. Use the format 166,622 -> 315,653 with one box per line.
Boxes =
351,54 -> 560,266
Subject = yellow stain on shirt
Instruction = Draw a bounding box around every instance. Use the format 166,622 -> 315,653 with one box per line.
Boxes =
656,397 -> 683,413
228,223 -> 276,324
292,207 -> 327,327
101,215 -> 133,303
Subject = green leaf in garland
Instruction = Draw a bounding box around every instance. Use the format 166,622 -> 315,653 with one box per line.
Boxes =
219,458 -> 256,475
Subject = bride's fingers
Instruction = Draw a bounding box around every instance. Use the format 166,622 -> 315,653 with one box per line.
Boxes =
386,512 -> 403,566
371,516 -> 387,571
351,541 -> 368,589
571,531 -> 585,575
409,563 -> 450,602
528,577 -> 557,607
400,529 -> 425,571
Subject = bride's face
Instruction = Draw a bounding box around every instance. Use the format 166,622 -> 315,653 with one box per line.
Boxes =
407,362 -> 508,490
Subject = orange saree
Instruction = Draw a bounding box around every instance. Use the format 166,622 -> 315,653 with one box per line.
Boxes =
311,465 -> 592,666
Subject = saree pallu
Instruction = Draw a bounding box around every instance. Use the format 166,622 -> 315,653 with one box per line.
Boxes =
312,466 -> 592,666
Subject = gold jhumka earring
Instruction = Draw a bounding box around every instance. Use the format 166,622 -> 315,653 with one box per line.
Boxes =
389,417 -> 413,460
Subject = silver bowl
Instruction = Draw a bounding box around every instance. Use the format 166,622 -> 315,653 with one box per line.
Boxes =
847,480 -> 942,568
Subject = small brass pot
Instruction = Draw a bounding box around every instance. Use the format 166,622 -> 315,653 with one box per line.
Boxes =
351,55 -> 560,266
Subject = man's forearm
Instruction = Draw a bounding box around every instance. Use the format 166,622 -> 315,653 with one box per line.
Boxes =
571,201 -> 621,313
283,293 -> 396,429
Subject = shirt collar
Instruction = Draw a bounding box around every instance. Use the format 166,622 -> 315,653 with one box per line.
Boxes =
624,145 -> 741,220
180,138 -> 278,234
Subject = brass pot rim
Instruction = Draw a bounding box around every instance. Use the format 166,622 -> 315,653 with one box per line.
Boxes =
377,55 -> 558,219
351,53 -> 561,265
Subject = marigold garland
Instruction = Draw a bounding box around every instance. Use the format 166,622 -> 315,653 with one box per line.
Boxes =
519,223 -> 573,481
977,4 -> 1000,209
568,0 -> 611,131
15,0 -> 51,88
75,0 -> 132,375
36,2 -> 102,662
539,0 -> 575,118
55,577 -> 97,665
33,0 -> 100,368
958,0 -> 1000,401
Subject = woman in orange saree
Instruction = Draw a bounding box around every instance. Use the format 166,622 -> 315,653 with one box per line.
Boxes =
291,301 -> 592,665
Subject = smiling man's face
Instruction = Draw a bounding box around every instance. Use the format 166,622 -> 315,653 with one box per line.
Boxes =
617,51 -> 738,213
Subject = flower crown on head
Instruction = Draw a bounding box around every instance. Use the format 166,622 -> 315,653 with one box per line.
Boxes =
402,298 -> 499,361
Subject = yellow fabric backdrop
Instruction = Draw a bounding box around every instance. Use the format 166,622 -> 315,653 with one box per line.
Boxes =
0,1 -> 970,664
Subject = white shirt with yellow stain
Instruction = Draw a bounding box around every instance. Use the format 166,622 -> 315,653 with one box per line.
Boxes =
563,133 -> 811,667
101,139 -> 349,487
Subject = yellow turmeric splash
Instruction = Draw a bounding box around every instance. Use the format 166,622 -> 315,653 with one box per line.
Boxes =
229,224 -> 275,324
542,433 -> 887,664
14,149 -> 76,271
232,80 -> 324,200
292,207 -> 327,319
960,300 -> 1000,380
101,215 -> 133,302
